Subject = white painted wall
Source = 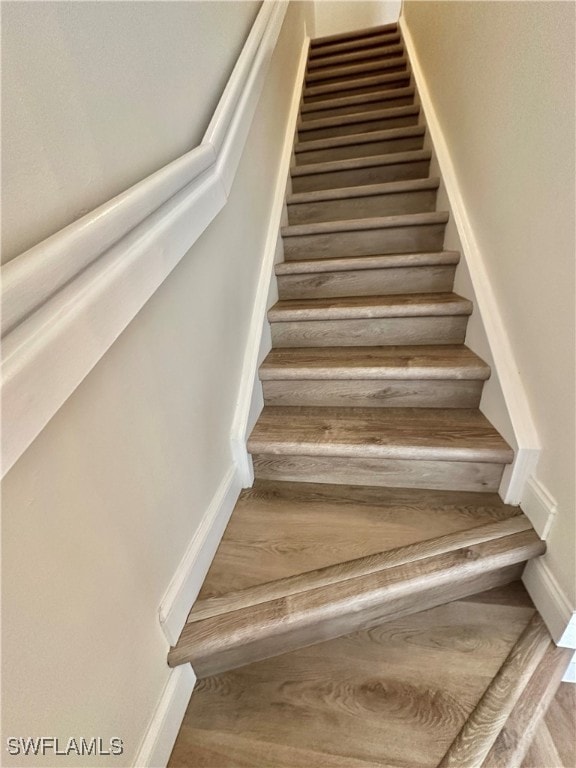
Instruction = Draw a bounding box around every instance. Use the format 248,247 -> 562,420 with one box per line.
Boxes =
1,0 -> 261,264
402,1 -> 575,610
313,0 -> 401,38
1,2 -> 313,764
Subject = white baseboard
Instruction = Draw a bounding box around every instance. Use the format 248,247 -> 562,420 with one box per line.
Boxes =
520,475 -> 558,539
563,656 -> 576,683
133,665 -> 196,768
523,557 -> 576,648
158,465 -> 242,645
400,17 -> 540,506
230,34 -> 310,488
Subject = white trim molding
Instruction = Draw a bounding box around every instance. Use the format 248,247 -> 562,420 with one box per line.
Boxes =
1,1 -> 289,478
523,557 -> 576,649
158,465 -> 242,646
230,33 -> 310,487
400,17 -> 540,506
520,475 -> 558,539
133,665 -> 196,768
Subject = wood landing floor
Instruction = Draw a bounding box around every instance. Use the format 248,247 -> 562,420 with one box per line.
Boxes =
522,682 -> 576,768
168,582 -> 573,768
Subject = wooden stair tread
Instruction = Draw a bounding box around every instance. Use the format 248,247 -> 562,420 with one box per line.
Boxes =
287,177 -> 438,204
298,104 -> 419,133
295,124 -> 425,153
247,406 -> 514,463
260,345 -> 490,381
305,56 -> 409,84
281,212 -> 448,238
311,23 -> 398,48
195,480 -> 522,601
191,517 -> 530,623
300,87 -> 415,116
275,251 -> 458,274
291,149 -> 432,177
308,44 -> 405,70
304,71 -> 411,100
268,293 -> 472,321
168,528 -> 541,673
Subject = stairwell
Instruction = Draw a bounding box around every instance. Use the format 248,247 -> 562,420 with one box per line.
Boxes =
167,22 -> 572,766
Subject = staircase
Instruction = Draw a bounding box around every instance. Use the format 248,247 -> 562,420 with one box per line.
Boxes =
168,22 -> 570,766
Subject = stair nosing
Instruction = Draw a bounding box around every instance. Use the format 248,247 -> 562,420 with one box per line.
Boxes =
281,211 -> 449,238
290,149 -> 432,177
298,104 -> 419,133
295,124 -> 425,153
305,55 -> 409,84
304,70 -> 411,98
309,32 -> 401,59
268,293 -> 473,322
300,86 -> 415,115
307,43 -> 405,71
275,252 -> 458,277
185,516 -> 529,625
286,178 -> 440,205
260,345 -> 490,382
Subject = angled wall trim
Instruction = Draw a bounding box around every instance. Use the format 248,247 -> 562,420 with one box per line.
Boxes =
400,16 -> 541,505
1,0 -> 288,478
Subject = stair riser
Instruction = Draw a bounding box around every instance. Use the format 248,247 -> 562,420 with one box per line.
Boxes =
277,265 -> 455,300
306,61 -> 408,87
287,187 -> 436,223
263,379 -> 484,408
296,134 -> 424,165
291,159 -> 430,192
283,223 -> 447,261
304,75 -> 411,103
299,113 -> 419,142
308,44 -> 405,70
302,94 -> 415,121
271,315 -> 468,348
309,33 -> 401,58
189,562 -> 525,678
252,453 -> 505,492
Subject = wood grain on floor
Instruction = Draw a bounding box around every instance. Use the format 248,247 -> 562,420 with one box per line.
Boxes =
168,583 -> 536,768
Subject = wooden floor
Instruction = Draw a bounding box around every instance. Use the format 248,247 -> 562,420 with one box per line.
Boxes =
522,683 -> 576,768
169,583 -> 546,768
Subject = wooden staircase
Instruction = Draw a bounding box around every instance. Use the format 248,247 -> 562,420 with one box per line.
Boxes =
168,23 -> 570,766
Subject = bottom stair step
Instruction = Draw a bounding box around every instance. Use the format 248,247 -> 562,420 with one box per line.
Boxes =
168,582 -> 556,768
167,481 -> 543,675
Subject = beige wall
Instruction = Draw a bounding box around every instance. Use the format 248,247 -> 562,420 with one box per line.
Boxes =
313,0 -> 400,38
1,2 -> 312,764
403,1 -> 575,605
1,0 -> 261,263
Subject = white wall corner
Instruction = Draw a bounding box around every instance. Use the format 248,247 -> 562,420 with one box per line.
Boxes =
399,16 -> 540,506
523,557 -> 576,649
229,34 -> 310,487
520,475 -> 558,539
158,464 -> 242,646
133,665 -> 196,768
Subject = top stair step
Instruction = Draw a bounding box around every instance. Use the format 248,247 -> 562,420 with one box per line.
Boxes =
311,22 -> 399,48
309,30 -> 401,59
